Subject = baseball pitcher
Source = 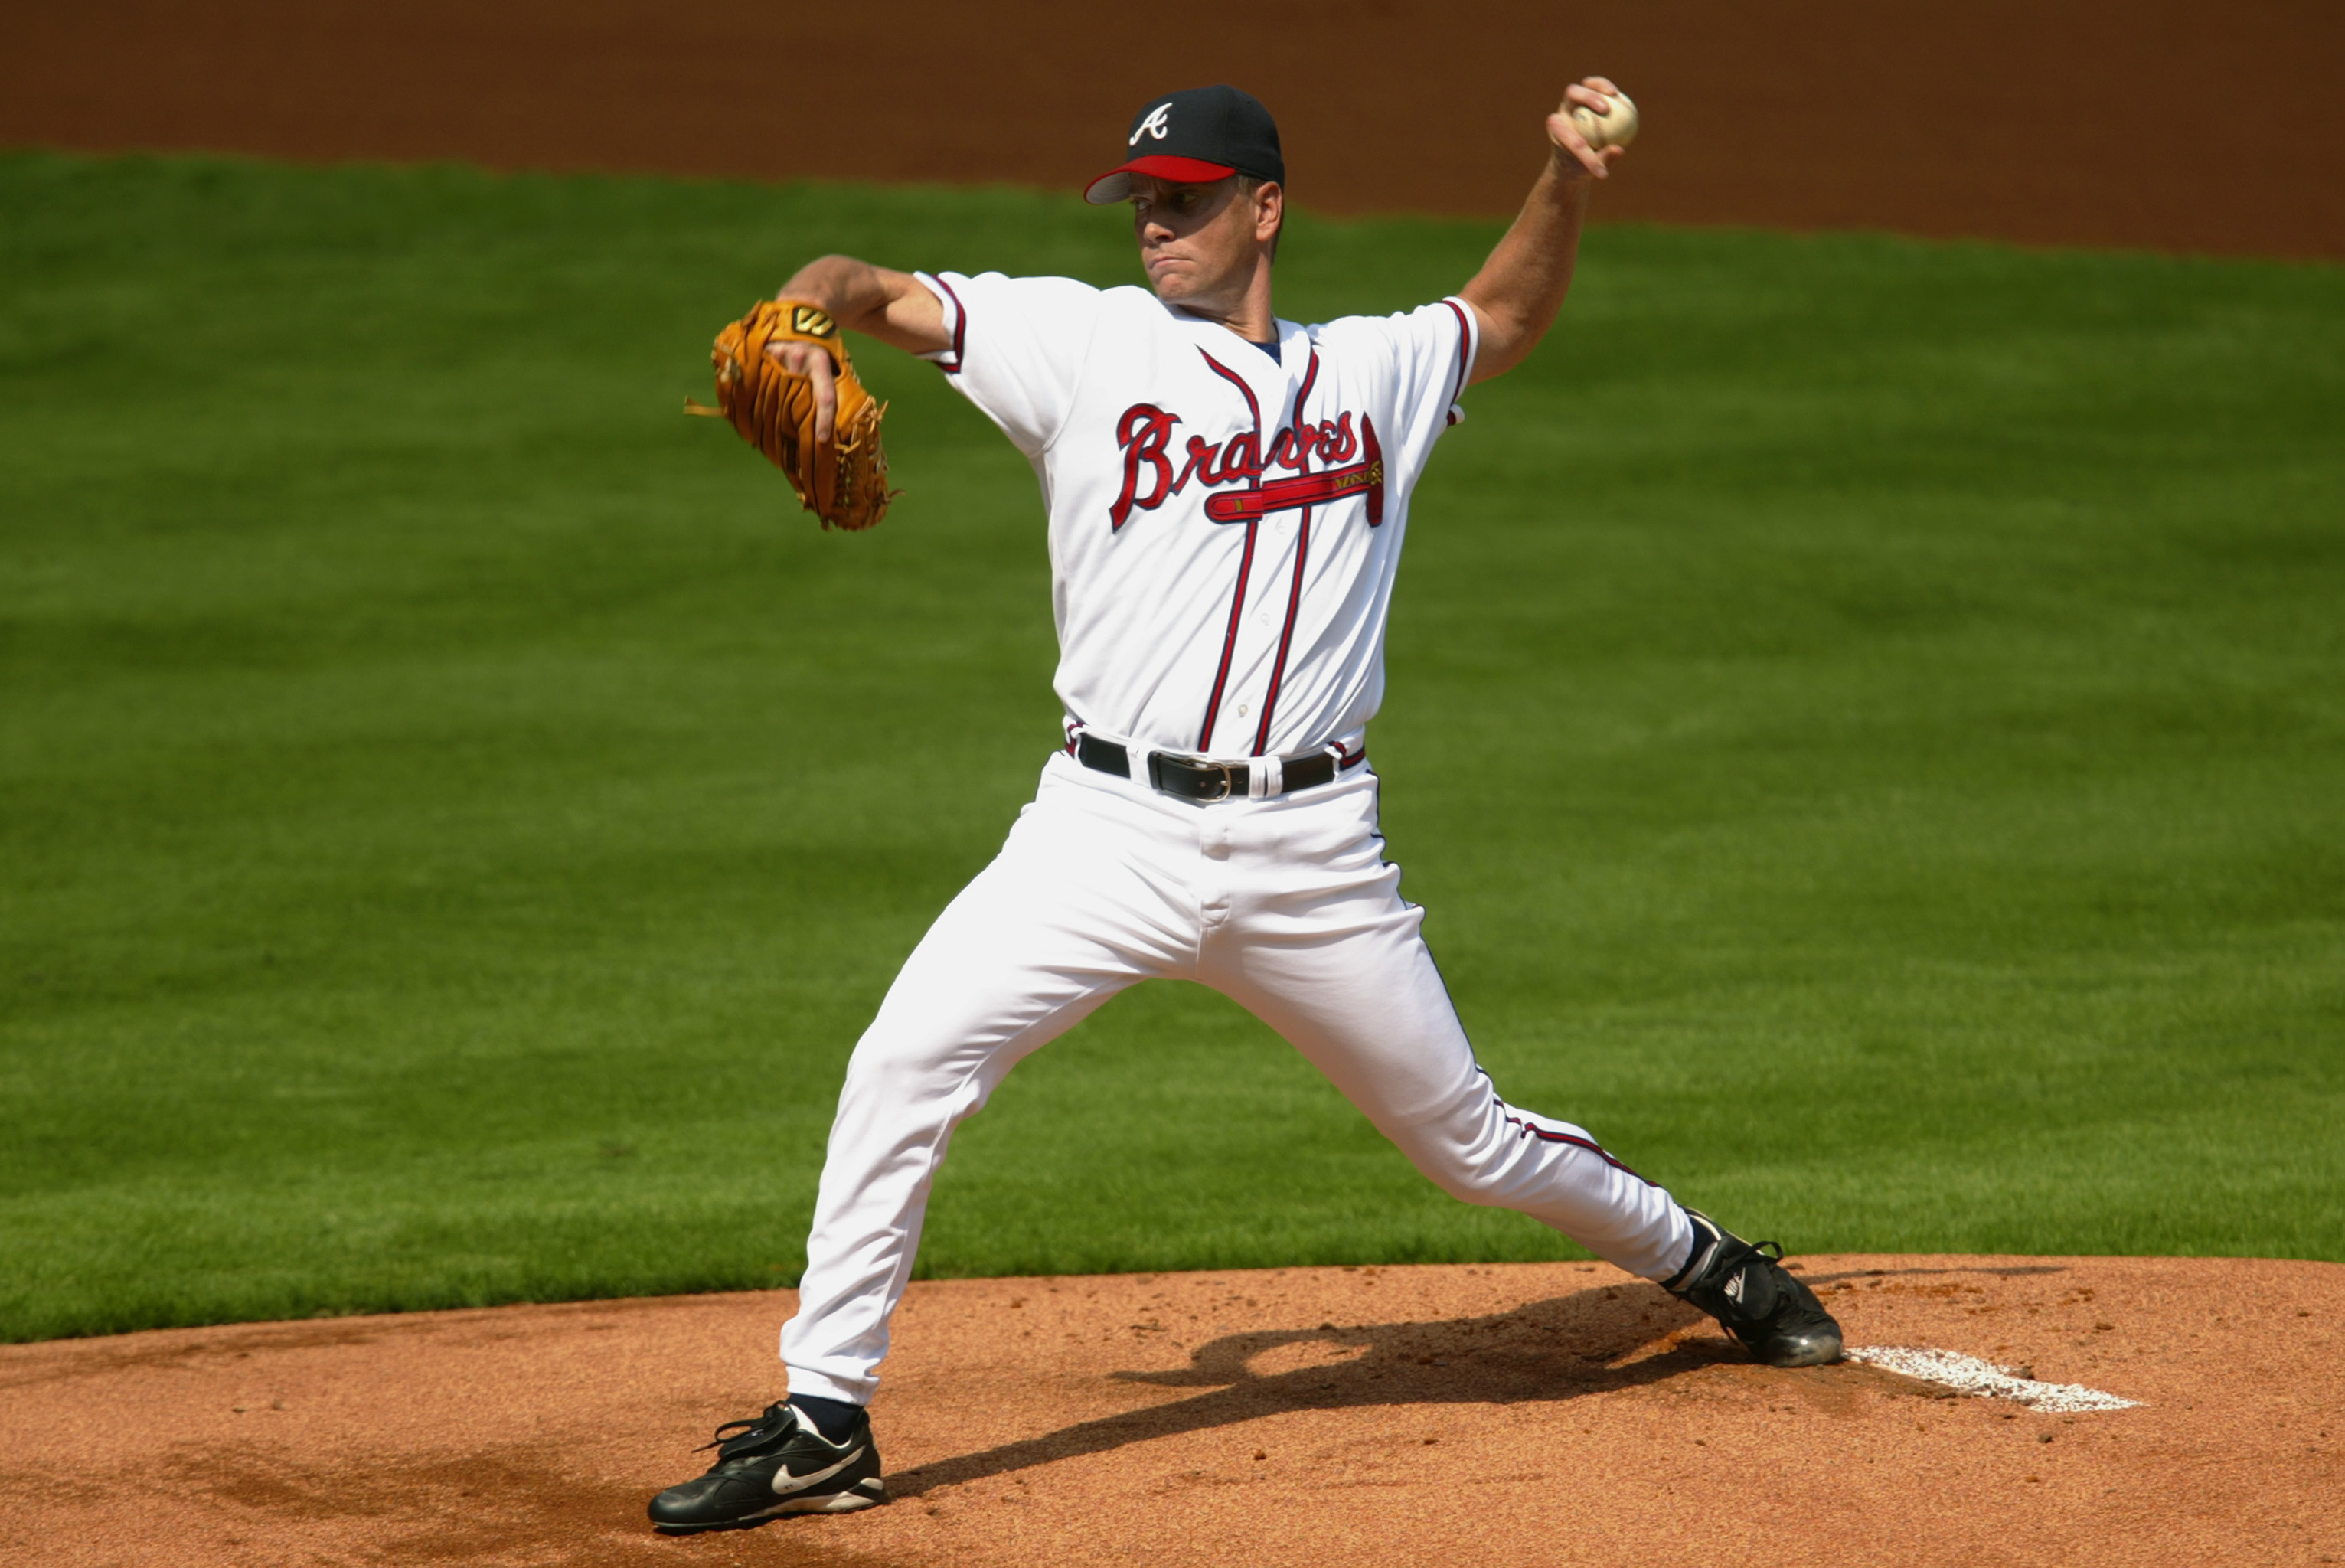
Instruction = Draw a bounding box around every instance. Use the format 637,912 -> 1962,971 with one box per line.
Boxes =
652,79 -> 1842,1534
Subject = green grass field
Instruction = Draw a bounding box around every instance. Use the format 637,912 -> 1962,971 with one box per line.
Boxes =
2,151 -> 2340,1343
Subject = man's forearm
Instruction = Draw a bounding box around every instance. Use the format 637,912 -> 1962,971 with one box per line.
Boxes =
776,255 -> 949,358
778,256 -> 900,335
1460,155 -> 1593,384
1458,77 -> 1625,383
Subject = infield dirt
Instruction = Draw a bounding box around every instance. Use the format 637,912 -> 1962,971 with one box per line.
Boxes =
5,1255 -> 2339,1566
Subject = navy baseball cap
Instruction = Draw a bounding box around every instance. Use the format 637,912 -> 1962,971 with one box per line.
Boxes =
1083,85 -> 1285,204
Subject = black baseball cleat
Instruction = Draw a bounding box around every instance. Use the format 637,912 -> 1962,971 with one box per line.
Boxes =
1664,1209 -> 1844,1368
647,1400 -> 888,1534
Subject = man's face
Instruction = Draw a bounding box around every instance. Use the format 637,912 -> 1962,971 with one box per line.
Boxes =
1129,175 -> 1277,304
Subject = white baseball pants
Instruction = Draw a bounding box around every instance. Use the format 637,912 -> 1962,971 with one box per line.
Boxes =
779,750 -> 1694,1405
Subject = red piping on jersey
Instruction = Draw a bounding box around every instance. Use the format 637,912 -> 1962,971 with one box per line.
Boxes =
1250,514 -> 1311,756
1291,347 -> 1322,449
1195,523 -> 1256,754
1442,297 -> 1472,420
1249,348 -> 1321,756
933,274 -> 968,373
1194,351 -> 1263,753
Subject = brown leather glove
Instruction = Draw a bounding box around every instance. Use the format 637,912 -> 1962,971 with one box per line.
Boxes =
687,299 -> 895,531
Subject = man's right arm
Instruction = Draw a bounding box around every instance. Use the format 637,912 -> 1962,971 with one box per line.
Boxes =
766,256 -> 950,444
1457,78 -> 1625,384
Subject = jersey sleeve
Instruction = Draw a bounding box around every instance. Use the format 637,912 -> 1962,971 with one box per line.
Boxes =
1318,297 -> 1479,485
914,271 -> 1104,458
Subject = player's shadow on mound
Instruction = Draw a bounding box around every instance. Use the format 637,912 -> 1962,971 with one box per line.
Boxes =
892,1280 -> 1732,1498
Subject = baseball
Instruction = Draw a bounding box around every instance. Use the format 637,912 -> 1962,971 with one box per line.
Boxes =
1569,90 -> 1638,151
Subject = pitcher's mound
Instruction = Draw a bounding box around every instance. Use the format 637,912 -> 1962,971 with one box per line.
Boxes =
5,1255 -> 2339,1566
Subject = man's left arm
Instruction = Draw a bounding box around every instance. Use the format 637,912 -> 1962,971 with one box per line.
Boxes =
1458,77 -> 1627,384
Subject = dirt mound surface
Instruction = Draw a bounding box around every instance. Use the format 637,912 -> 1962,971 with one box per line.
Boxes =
3,2 -> 2340,260
4,1255 -> 2339,1566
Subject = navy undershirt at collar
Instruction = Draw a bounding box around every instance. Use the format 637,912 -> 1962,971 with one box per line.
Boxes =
1171,305 -> 1282,363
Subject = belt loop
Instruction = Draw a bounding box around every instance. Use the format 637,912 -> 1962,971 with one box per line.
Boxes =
1251,753 -> 1282,799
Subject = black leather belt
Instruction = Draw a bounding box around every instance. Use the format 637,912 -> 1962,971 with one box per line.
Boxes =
1075,733 -> 1347,802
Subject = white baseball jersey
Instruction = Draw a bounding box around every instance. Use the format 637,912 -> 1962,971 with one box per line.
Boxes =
915,271 -> 1478,761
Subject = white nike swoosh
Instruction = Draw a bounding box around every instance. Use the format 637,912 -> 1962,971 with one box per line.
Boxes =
770,1445 -> 864,1496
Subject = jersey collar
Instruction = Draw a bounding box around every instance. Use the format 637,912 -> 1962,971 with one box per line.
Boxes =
1164,302 -> 1313,415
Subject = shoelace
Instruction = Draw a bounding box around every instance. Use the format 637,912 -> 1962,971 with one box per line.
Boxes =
696,1403 -> 789,1454
1716,1241 -> 1793,1321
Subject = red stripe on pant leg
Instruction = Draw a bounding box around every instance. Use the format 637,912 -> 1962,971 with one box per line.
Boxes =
1501,1108 -> 1652,1185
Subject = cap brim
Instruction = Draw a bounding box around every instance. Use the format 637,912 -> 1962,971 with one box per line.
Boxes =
1082,154 -> 1239,204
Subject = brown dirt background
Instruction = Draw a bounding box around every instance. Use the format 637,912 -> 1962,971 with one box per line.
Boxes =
5,1255 -> 2340,1566
4,0 -> 2341,259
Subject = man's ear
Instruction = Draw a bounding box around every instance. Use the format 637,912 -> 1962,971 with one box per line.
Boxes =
1253,181 -> 1284,242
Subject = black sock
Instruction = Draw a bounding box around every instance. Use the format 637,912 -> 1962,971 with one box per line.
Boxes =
787,1393 -> 864,1443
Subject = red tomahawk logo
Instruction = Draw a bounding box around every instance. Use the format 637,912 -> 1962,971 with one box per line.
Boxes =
1204,417 -> 1385,526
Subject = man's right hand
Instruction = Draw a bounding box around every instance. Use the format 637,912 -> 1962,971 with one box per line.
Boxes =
1546,77 -> 1630,181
